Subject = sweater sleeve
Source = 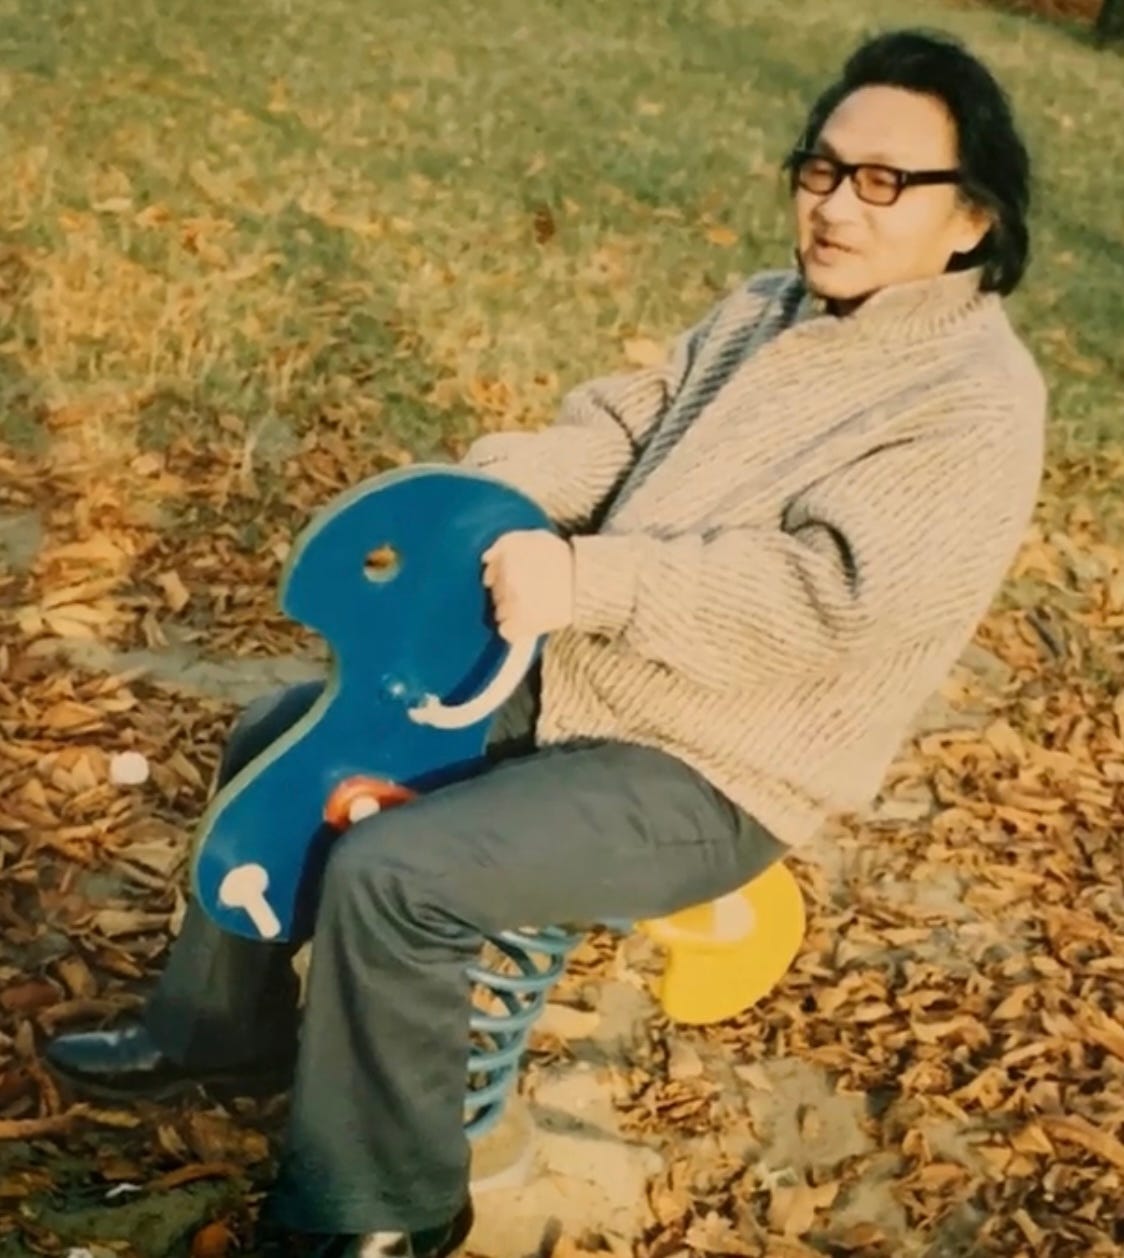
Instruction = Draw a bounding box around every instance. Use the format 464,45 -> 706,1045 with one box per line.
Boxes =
567,421 -> 1038,691
459,276 -> 786,532
459,329 -> 706,532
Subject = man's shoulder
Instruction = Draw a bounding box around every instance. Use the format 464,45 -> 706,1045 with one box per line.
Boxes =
957,299 -> 1049,418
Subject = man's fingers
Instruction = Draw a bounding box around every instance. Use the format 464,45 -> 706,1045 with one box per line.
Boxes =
492,594 -> 526,642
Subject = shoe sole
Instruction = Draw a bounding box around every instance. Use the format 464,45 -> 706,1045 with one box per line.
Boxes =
45,1061 -> 295,1105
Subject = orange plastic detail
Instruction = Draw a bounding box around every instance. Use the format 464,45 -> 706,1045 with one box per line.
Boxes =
323,775 -> 417,830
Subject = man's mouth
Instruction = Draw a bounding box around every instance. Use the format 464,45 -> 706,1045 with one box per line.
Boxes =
811,234 -> 856,255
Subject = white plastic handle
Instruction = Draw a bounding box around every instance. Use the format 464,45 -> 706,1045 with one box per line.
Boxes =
219,862 -> 282,939
407,637 -> 537,731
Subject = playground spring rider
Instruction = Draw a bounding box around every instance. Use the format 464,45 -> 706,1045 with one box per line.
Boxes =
191,466 -> 805,1139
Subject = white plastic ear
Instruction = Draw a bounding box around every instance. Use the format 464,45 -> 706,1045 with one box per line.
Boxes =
407,637 -> 538,731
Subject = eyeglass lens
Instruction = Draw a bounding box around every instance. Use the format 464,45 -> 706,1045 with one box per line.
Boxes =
798,156 -> 900,206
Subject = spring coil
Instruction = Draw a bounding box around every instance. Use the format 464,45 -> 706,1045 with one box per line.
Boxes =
463,923 -> 584,1140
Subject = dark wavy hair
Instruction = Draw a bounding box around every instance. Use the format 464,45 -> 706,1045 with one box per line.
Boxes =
787,29 -> 1031,295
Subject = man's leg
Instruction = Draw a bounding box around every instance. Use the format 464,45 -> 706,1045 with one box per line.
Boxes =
142,681 -> 327,1066
266,737 -> 786,1236
47,682 -> 325,1090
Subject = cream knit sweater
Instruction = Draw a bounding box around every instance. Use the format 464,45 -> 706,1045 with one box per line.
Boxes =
462,266 -> 1046,850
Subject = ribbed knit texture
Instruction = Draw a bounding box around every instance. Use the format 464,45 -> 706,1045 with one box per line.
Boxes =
462,266 -> 1047,849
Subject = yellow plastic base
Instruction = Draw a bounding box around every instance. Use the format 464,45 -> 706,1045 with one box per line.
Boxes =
637,863 -> 805,1025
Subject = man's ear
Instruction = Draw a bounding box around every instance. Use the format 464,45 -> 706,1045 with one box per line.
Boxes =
955,200 -> 995,256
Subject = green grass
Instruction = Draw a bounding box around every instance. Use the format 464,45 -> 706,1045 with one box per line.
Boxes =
0,0 -> 1121,474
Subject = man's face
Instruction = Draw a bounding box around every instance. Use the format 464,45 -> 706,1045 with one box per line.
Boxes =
793,85 -> 992,308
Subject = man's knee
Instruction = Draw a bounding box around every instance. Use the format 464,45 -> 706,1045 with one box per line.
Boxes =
318,806 -> 451,930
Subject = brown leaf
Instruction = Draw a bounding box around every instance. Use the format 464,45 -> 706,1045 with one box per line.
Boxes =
0,979 -> 60,1013
992,985 -> 1036,1020
36,994 -> 144,1033
909,1015 -> 991,1047
156,570 -> 191,613
977,1144 -> 1013,1176
683,1211 -> 757,1254
0,1068 -> 34,1110
983,719 -> 1025,759
647,1167 -> 692,1227
531,204 -> 556,245
90,907 -> 169,938
39,700 -> 107,732
1010,1123 -> 1057,1157
42,601 -> 120,631
166,748 -> 207,790
830,1222 -> 893,1253
40,537 -> 128,567
191,1220 -> 237,1258
53,955 -> 98,999
1013,1208 -> 1046,1247
150,1162 -> 246,1192
156,1123 -> 193,1161
1041,1115 -> 1124,1170
83,1106 -> 143,1130
183,1111 -> 270,1165
0,1105 -> 86,1141
851,1001 -> 894,1023
40,577 -> 122,609
1079,1007 -> 1124,1065
705,225 -> 739,247
26,1057 -> 62,1116
768,1181 -> 839,1237
912,1162 -> 969,1191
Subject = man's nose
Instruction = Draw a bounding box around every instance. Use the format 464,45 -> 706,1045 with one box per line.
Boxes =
814,176 -> 863,224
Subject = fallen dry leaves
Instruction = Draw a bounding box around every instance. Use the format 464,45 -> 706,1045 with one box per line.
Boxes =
4,416 -> 1124,1258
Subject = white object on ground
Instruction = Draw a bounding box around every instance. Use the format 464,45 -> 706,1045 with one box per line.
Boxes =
109,750 -> 150,786
104,1184 -> 142,1199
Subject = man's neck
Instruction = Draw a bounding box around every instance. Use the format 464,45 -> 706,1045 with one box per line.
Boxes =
824,294 -> 870,317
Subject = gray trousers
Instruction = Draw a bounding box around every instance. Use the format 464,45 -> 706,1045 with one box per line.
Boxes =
143,674 -> 785,1234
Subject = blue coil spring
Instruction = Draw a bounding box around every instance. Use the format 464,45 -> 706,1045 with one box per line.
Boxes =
463,923 -> 584,1140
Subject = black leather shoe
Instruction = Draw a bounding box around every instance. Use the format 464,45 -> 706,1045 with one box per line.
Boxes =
410,1198 -> 475,1258
44,1022 -> 298,1103
262,1199 -> 475,1258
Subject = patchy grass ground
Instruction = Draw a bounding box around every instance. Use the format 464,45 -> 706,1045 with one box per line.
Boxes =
1,0 -> 1123,1256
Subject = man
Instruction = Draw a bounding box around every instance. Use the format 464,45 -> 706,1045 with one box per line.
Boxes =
47,27 -> 1045,1258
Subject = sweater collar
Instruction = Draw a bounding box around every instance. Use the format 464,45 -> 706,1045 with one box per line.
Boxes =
791,265 -> 993,341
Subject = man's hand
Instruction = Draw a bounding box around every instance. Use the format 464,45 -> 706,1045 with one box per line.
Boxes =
482,530 -> 575,643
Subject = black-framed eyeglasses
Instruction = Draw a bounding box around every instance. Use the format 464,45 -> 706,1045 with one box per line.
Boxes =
785,148 -> 962,207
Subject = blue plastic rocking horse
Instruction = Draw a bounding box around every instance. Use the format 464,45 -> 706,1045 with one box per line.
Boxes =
189,464 -> 805,1136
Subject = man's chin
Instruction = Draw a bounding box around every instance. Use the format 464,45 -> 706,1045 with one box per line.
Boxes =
800,262 -> 876,313
801,260 -> 865,300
